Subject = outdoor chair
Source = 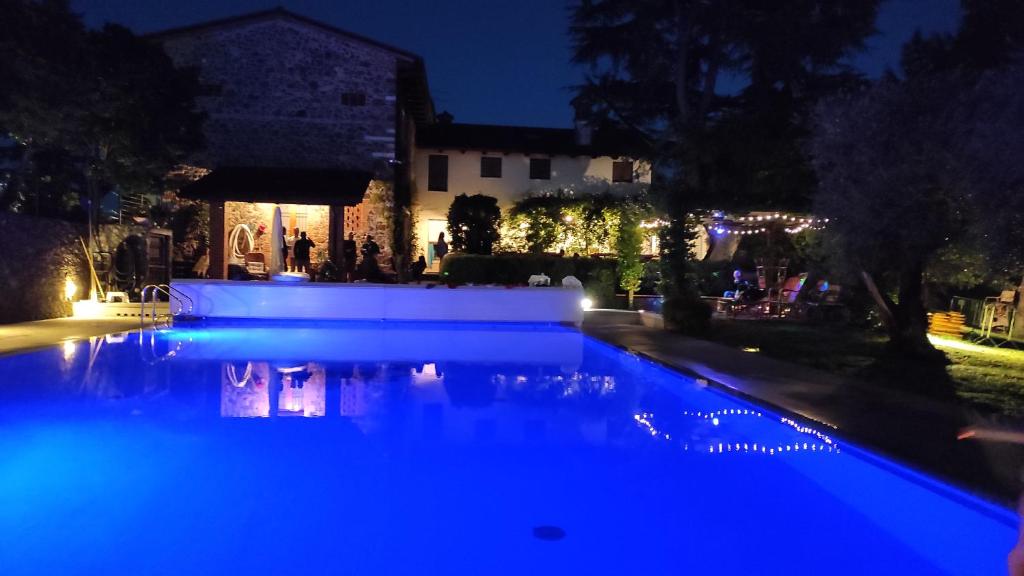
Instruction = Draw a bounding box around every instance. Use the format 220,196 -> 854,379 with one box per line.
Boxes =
802,283 -> 847,322
244,252 -> 268,279
976,290 -> 1018,347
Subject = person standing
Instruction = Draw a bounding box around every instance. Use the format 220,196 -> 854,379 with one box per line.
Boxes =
286,227 -> 299,272
343,232 -> 357,282
359,235 -> 382,280
361,235 -> 381,261
434,232 -> 448,264
293,231 -> 315,273
281,228 -> 290,272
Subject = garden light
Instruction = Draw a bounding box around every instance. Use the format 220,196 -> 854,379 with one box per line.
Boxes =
580,297 -> 594,311
64,278 -> 77,301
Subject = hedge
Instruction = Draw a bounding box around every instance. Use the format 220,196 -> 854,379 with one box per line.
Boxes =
0,213 -> 89,323
440,253 -> 617,306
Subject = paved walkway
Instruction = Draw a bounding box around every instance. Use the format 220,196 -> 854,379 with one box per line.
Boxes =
583,315 -> 1024,505
0,317 -> 140,356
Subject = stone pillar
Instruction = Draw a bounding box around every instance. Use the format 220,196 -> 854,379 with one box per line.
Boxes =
328,205 -> 346,275
209,200 -> 226,279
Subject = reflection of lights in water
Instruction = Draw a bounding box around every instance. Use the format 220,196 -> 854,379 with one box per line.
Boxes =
741,347 -> 760,353
682,409 -> 762,419
779,417 -> 836,444
227,363 -> 254,387
62,340 -> 76,361
634,411 -> 840,456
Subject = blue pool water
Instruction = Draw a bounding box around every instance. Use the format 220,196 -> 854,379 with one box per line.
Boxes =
0,321 -> 1016,575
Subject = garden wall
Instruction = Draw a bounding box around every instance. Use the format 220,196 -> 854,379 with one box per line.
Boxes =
0,213 -> 89,324
440,253 -> 617,306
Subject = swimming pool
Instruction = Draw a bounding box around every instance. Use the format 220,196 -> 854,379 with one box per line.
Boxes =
0,321 -> 1015,575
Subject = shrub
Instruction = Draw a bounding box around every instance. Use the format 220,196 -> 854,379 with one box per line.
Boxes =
662,296 -> 712,335
0,213 -> 88,323
691,259 -> 738,297
448,193 -> 500,255
504,190 -> 654,255
615,202 -> 644,304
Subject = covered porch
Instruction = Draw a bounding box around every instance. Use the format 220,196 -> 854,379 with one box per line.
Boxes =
180,166 -> 374,279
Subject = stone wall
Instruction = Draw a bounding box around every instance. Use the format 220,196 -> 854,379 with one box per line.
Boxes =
159,15 -> 402,176
344,179 -> 394,265
0,213 -> 89,323
224,202 -> 331,266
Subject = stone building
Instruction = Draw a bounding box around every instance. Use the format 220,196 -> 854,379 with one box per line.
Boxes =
153,8 -> 431,278
154,8 -> 653,278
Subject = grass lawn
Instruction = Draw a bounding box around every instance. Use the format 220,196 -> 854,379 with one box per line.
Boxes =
707,319 -> 1024,418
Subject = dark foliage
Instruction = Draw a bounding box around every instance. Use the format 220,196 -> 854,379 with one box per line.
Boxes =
0,0 -> 204,219
440,253 -> 617,306
447,193 -> 500,255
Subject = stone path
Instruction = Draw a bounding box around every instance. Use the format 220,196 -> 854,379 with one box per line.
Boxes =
0,317 -> 140,356
583,315 -> 1024,505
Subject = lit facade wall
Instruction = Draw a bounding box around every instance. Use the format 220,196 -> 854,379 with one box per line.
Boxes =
410,149 -> 651,263
223,202 -> 331,266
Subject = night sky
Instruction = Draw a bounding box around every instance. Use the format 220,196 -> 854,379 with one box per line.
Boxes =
73,0 -> 963,128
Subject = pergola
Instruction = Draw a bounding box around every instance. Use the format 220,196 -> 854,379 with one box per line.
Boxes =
180,166 -> 373,278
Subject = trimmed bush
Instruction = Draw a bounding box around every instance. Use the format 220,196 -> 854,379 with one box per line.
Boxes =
448,193 -> 500,255
663,296 -> 712,335
0,213 -> 89,323
440,253 -> 618,306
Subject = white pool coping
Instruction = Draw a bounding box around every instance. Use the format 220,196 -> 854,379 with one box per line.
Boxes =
170,280 -> 586,325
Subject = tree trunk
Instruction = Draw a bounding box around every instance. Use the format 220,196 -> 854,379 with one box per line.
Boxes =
860,265 -> 937,357
859,269 -> 896,331
672,1 -> 692,125
892,259 -> 934,354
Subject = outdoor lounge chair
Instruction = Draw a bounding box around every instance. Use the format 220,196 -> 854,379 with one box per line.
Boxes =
976,290 -> 1018,346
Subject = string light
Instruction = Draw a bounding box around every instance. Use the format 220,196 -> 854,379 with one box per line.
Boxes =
709,212 -> 830,236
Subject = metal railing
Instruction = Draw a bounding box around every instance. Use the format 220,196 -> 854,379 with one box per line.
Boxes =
140,284 -> 193,329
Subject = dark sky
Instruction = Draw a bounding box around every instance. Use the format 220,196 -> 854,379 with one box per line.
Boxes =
73,0 -> 963,128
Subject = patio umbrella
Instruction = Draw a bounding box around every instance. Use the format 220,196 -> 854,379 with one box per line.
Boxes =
269,206 -> 284,276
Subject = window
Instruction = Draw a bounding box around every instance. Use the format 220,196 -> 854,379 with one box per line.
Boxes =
480,156 -> 502,178
341,92 -> 366,106
529,158 -> 551,180
428,154 -> 448,191
612,160 -> 634,183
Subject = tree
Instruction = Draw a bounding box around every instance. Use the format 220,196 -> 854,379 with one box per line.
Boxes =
903,0 -> 1024,78
569,0 -> 880,331
615,202 -> 644,307
810,65 -> 1024,357
0,1 -> 204,219
447,194 -> 500,255
810,78 -> 966,358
